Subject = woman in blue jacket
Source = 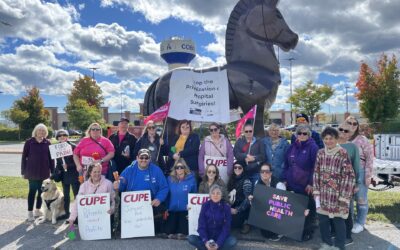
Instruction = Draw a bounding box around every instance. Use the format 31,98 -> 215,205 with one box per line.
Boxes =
165,159 -> 197,239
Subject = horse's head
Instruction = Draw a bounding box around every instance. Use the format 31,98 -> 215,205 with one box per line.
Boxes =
244,0 -> 298,51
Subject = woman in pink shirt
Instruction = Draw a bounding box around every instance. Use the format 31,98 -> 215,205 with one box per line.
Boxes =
73,123 -> 115,179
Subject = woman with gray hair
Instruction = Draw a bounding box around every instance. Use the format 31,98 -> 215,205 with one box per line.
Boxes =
282,124 -> 319,241
21,123 -> 54,221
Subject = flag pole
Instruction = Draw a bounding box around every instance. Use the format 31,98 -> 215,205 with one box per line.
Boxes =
156,110 -> 170,161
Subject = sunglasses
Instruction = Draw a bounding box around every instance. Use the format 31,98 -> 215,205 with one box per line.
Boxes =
139,156 -> 149,160
147,126 -> 155,130
338,128 -> 349,133
347,121 -> 358,126
91,128 -> 101,131
234,166 -> 243,170
209,128 -> 219,132
244,130 -> 253,133
260,170 -> 271,174
297,132 -> 308,136
207,170 -> 216,174
58,134 -> 68,138
175,165 -> 185,170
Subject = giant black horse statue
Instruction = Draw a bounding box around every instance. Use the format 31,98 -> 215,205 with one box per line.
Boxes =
144,0 -> 298,138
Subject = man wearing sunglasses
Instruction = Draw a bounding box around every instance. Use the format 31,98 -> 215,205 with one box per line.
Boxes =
114,148 -> 168,233
109,117 -> 137,174
290,113 -> 324,149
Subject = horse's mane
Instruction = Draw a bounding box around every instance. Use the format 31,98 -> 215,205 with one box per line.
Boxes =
225,0 -> 254,63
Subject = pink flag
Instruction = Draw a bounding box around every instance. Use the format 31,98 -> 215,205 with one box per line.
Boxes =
235,105 -> 257,139
144,101 -> 171,125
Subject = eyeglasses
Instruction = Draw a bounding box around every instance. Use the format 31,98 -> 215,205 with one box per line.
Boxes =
147,126 -> 155,130
91,128 -> 101,131
139,156 -> 149,160
297,132 -> 308,136
207,170 -> 216,174
209,128 -> 218,132
58,134 -> 68,138
244,130 -> 253,133
338,128 -> 349,133
234,166 -> 243,170
260,170 -> 271,174
347,121 -> 358,126
175,165 -> 185,170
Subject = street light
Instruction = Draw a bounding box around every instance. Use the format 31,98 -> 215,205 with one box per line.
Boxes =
89,67 -> 99,80
285,57 -> 296,124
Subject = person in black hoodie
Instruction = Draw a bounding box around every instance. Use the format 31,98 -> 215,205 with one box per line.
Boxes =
108,117 -> 137,174
54,129 -> 80,220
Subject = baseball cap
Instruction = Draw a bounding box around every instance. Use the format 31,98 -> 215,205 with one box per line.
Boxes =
120,117 -> 130,123
138,148 -> 150,157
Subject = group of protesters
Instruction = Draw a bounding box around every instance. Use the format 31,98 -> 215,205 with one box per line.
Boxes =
21,113 -> 373,250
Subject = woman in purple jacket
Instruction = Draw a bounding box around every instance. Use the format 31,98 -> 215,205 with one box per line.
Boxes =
187,185 -> 237,250
21,123 -> 54,221
282,124 -> 319,241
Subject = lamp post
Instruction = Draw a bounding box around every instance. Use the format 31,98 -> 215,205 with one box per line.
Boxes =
89,67 -> 99,80
285,57 -> 296,124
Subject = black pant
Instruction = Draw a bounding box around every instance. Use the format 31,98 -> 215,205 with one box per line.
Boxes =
331,203 -> 353,239
28,180 -> 43,211
164,211 -> 188,235
304,194 -> 316,236
153,203 -> 167,234
62,181 -> 80,214
319,214 -> 345,250
231,208 -> 250,228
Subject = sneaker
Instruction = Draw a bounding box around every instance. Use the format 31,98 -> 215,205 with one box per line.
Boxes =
345,238 -> 354,246
351,223 -> 364,234
27,211 -> 34,222
33,209 -> 43,217
176,233 -> 187,240
167,234 -> 177,239
269,234 -> 283,242
240,224 -> 250,234
302,233 -> 312,242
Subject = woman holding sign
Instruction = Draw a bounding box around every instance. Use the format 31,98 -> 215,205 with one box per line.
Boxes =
21,123 -> 54,221
187,185 -> 237,250
73,123 -> 115,180
313,127 -> 355,250
164,159 -> 197,239
68,163 -> 115,227
198,123 -> 234,184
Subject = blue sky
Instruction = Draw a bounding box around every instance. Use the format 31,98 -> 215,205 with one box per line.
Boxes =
1,0 -> 399,117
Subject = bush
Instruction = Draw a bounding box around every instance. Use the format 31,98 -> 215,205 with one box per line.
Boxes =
0,126 -> 54,141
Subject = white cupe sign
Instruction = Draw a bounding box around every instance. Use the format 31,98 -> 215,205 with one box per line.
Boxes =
188,193 -> 210,236
204,155 -> 229,184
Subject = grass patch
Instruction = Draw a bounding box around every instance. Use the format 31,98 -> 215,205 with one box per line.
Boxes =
0,176 -> 63,199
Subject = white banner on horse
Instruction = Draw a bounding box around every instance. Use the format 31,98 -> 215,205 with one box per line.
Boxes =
168,70 -> 230,123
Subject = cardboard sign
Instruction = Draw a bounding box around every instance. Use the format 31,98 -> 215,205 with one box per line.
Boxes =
188,193 -> 210,236
81,156 -> 94,165
49,142 -> 73,159
204,155 -> 229,184
248,185 -> 309,241
77,193 -> 111,240
121,191 -> 155,238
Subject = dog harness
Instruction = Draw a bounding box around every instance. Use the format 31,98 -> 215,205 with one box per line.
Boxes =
44,198 -> 58,210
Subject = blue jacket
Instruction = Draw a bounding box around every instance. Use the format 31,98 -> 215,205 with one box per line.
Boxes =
263,137 -> 289,181
198,200 -> 232,247
167,173 -> 197,211
282,138 -> 319,194
119,161 -> 169,202
168,133 -> 200,171
291,130 -> 324,149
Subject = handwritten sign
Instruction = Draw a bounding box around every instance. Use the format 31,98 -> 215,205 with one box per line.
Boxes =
81,156 -> 94,165
248,185 -> 308,241
77,193 -> 111,240
204,155 -> 229,184
49,142 -> 73,159
188,193 -> 210,236
121,191 -> 154,238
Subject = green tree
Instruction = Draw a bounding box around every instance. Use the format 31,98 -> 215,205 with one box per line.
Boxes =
356,54 -> 400,123
65,99 -> 103,131
288,80 -> 334,124
68,75 -> 104,109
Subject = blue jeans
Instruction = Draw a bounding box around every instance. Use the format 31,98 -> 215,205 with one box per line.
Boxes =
354,168 -> 368,226
187,235 -> 237,250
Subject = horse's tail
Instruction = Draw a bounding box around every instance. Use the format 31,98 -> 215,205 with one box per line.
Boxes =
143,78 -> 160,116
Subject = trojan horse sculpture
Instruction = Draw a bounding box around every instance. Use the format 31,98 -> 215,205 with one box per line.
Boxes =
144,0 -> 298,138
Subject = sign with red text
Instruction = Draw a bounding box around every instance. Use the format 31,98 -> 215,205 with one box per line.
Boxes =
248,185 -> 308,241
49,142 -> 73,159
77,193 -> 111,240
204,155 -> 229,183
188,194 -> 210,236
121,190 -> 154,238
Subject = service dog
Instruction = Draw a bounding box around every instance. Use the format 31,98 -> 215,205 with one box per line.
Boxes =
40,179 -> 65,224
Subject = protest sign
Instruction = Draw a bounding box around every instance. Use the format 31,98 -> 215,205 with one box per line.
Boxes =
77,193 -> 111,240
204,156 -> 229,183
168,69 -> 230,123
248,185 -> 309,241
81,156 -> 94,165
188,194 -> 210,236
121,191 -> 155,238
49,142 -> 73,159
